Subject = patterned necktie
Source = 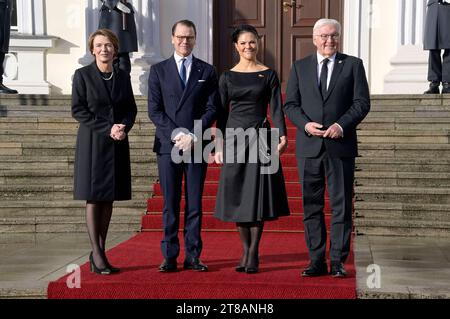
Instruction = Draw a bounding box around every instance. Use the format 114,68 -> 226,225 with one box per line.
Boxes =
180,58 -> 187,89
320,58 -> 329,98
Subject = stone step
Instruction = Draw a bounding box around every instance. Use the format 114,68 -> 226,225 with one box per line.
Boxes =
0,131 -> 157,144
354,219 -> 450,237
0,170 -> 158,186
0,199 -> 146,217
355,157 -> 450,172
354,201 -> 450,221
355,171 -> 450,187
0,142 -> 155,156
0,215 -> 142,233
369,94 -> 450,106
0,184 -> 153,201
360,117 -> 450,130
358,144 -> 450,158
365,111 -> 450,118
0,94 -> 149,106
2,93 -> 448,106
358,130 -> 449,144
355,186 -> 450,204
0,117 -> 153,130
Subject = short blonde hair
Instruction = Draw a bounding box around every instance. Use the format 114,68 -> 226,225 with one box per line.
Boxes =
88,29 -> 119,57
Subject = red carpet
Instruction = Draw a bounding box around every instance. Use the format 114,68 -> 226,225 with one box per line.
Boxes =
48,116 -> 356,299
47,232 -> 356,299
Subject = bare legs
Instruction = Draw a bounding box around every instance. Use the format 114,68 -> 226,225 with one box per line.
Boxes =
86,201 -> 113,270
236,222 -> 264,273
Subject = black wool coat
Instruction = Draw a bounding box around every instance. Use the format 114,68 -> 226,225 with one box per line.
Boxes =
424,0 -> 450,50
98,0 -> 138,53
0,0 -> 12,53
71,62 -> 137,201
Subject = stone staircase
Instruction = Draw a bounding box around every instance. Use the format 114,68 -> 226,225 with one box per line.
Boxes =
0,95 -> 157,233
1,94 -> 450,237
354,95 -> 450,237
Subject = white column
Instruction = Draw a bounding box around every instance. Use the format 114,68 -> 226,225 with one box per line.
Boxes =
384,0 -> 428,94
129,0 -> 164,95
5,0 -> 56,94
78,0 -> 99,66
343,0 -> 371,75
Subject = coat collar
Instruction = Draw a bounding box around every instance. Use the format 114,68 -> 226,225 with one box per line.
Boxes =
88,61 -> 120,104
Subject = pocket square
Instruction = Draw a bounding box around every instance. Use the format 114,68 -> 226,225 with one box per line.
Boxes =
198,79 -> 206,82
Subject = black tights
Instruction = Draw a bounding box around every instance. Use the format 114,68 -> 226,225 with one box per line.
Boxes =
236,222 -> 264,268
86,201 -> 113,269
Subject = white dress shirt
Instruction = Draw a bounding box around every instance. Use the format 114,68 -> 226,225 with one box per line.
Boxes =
316,52 -> 337,91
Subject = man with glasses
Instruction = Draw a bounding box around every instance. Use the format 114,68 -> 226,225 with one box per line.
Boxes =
147,20 -> 220,272
0,0 -> 18,94
284,18 -> 370,278
423,0 -> 450,94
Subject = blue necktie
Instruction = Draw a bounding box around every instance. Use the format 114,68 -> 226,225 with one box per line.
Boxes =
180,58 -> 187,89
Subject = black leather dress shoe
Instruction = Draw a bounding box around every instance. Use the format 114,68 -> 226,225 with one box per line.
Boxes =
442,82 -> 450,94
183,258 -> 208,271
0,83 -> 18,94
159,258 -> 177,272
424,81 -> 440,94
301,262 -> 328,277
330,262 -> 347,278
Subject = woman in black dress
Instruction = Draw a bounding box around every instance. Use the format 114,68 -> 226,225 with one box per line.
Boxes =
214,25 -> 290,273
72,29 -> 137,275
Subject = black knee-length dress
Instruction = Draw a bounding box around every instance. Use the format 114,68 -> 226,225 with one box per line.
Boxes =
214,69 -> 290,222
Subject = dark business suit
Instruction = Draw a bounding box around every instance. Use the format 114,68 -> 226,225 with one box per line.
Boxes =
0,0 -> 12,82
424,0 -> 450,83
72,62 -> 137,201
284,52 -> 370,264
148,55 -> 219,261
99,0 -> 138,74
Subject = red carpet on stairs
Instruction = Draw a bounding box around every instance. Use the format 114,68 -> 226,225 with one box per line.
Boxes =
48,116 -> 357,299
47,231 -> 356,299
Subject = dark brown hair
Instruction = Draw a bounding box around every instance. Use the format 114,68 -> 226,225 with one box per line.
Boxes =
231,24 -> 260,43
88,29 -> 119,57
171,19 -> 197,37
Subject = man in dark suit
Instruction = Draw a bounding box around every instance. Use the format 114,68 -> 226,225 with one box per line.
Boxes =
284,18 -> 370,278
99,0 -> 137,74
0,0 -> 17,94
423,0 -> 450,94
148,20 -> 219,272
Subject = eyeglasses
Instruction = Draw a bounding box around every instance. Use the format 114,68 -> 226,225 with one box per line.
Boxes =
174,35 -> 196,42
314,34 -> 340,41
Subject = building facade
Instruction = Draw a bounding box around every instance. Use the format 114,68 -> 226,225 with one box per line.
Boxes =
3,0 -> 429,95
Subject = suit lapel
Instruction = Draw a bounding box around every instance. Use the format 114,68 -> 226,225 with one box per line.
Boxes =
168,56 -> 185,97
177,56 -> 203,110
309,54 -> 322,100
323,52 -> 345,101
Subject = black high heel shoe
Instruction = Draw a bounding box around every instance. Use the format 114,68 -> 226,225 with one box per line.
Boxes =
245,255 -> 259,274
106,261 -> 120,273
235,253 -> 248,272
89,252 -> 112,275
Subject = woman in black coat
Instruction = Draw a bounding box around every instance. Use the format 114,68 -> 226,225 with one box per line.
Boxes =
72,29 -> 137,275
